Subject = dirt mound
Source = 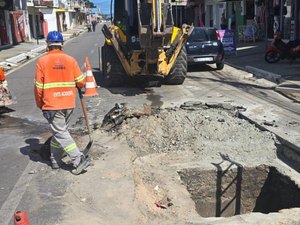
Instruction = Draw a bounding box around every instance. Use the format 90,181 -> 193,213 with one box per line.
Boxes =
103,101 -> 278,166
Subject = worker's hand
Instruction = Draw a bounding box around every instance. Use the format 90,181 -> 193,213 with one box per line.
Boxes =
42,110 -> 57,121
77,87 -> 84,99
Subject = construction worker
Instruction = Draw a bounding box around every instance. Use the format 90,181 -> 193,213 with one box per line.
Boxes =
34,31 -> 90,175
0,66 -> 13,107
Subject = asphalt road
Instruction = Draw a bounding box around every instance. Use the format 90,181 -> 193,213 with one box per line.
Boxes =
0,26 -> 105,225
0,23 -> 299,224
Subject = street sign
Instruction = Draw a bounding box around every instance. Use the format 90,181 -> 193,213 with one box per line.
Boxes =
218,29 -> 237,55
173,0 -> 188,6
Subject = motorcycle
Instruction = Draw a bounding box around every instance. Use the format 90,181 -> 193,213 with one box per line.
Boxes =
265,34 -> 300,63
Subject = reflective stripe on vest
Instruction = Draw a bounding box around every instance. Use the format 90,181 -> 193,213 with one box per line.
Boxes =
50,140 -> 61,149
75,73 -> 85,82
35,80 -> 75,89
35,73 -> 85,90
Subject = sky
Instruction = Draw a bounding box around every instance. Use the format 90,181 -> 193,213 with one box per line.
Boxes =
91,0 -> 111,15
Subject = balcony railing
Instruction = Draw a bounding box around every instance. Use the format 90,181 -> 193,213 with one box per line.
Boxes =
33,0 -> 54,7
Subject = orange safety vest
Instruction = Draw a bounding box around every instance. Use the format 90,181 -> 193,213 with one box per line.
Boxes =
0,67 -> 6,81
34,49 -> 85,110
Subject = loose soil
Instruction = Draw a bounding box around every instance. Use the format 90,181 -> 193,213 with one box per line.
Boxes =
73,101 -> 290,224
102,101 -> 277,165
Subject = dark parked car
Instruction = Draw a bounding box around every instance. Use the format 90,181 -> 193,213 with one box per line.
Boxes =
185,27 -> 225,70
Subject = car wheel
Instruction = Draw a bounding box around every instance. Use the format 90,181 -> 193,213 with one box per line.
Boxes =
216,61 -> 224,70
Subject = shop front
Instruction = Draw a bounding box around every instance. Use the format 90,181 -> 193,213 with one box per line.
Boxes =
55,8 -> 66,33
263,0 -> 299,40
0,0 -> 13,46
10,10 -> 26,43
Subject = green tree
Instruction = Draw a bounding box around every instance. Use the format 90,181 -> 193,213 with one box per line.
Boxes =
85,0 -> 96,9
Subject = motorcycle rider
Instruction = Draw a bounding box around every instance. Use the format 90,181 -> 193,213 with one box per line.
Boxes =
34,31 -> 90,175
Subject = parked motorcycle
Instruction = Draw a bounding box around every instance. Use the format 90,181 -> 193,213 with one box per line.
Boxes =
265,34 -> 300,63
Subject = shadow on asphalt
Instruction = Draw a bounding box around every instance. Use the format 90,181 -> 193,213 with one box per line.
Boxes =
20,138 -> 51,166
20,137 -> 75,172
0,106 -> 15,115
187,73 -> 274,90
93,67 -> 161,97
188,64 -> 217,72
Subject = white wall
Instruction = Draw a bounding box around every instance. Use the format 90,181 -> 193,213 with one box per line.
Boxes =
65,11 -> 71,28
24,10 -> 32,41
205,0 -> 226,29
40,8 -> 57,32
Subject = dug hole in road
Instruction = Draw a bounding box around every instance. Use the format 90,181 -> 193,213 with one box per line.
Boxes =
60,100 -> 300,225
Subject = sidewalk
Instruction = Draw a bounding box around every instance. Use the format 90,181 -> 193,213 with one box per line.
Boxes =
226,40 -> 300,81
0,25 -> 86,72
225,40 -> 300,101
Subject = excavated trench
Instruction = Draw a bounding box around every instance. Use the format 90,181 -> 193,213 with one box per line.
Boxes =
178,165 -> 300,218
99,101 -> 300,222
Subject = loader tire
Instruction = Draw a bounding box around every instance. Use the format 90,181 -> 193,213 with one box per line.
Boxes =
101,43 -> 126,87
164,46 -> 187,85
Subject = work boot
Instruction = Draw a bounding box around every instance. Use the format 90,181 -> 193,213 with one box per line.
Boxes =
71,155 -> 90,175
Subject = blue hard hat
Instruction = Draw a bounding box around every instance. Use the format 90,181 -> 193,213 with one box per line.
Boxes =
46,31 -> 64,43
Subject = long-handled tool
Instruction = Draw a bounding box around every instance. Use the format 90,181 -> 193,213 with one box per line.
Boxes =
77,87 -> 93,157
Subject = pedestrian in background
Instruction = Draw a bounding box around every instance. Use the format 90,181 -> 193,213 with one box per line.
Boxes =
221,13 -> 227,30
92,20 -> 97,32
34,31 -> 90,175
230,10 -> 236,30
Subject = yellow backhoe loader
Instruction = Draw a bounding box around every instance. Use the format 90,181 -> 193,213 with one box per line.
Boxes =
101,0 -> 193,86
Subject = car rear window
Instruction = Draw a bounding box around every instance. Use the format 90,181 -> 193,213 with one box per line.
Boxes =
189,28 -> 218,42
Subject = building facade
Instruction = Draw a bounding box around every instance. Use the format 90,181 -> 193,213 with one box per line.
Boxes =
0,0 -> 87,48
172,0 -> 299,40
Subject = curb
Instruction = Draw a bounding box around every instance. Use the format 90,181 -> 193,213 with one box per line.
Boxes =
225,61 -> 283,85
245,65 -> 284,84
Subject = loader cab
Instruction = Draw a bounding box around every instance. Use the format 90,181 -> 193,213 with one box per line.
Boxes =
113,0 -> 140,49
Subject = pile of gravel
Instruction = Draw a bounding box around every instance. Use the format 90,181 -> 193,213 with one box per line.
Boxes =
104,102 -> 278,166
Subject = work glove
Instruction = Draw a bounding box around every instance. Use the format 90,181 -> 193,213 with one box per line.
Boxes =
42,110 -> 57,121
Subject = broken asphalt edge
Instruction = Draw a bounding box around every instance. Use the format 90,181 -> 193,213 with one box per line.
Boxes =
238,112 -> 300,166
225,61 -> 284,84
226,62 -> 300,163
